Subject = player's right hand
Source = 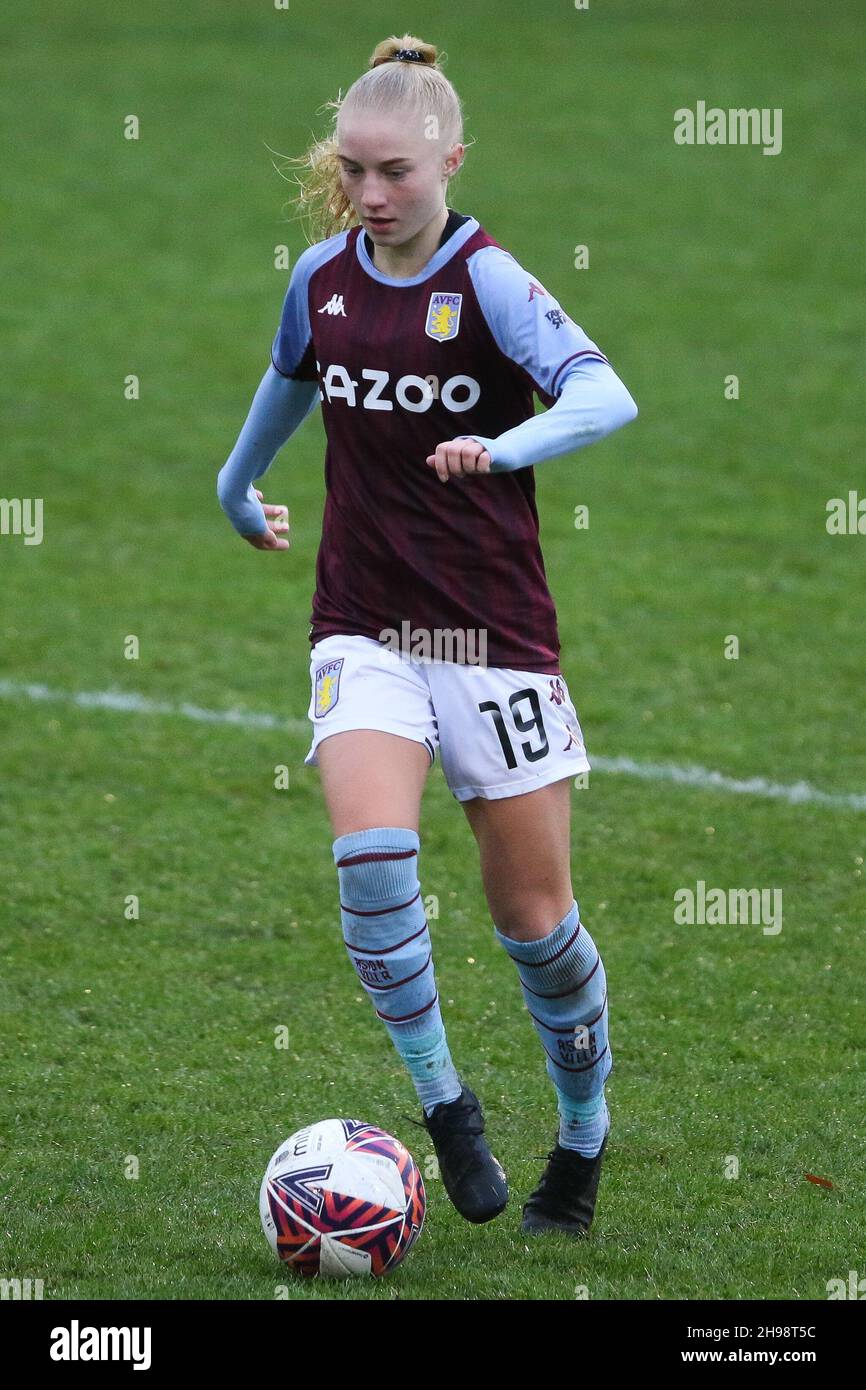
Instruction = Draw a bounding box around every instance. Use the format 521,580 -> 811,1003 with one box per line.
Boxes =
242,489 -> 290,550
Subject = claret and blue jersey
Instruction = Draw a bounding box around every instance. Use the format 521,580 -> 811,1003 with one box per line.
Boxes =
219,208 -> 637,672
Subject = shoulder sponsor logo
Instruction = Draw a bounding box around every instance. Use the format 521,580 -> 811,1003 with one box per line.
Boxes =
425,291 -> 462,341
528,282 -> 547,302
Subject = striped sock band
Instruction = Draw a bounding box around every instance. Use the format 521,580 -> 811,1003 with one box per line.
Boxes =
334,826 -> 462,1116
495,899 -> 612,1157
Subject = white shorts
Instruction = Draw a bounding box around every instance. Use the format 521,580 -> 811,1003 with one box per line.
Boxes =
303,634 -> 591,802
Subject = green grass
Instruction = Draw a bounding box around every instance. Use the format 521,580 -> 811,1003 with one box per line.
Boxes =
1,0 -> 864,1300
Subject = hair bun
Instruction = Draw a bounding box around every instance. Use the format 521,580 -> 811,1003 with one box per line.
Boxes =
370,35 -> 438,69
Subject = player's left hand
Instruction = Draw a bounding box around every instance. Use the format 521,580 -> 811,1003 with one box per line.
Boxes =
241,489 -> 290,550
425,439 -> 492,483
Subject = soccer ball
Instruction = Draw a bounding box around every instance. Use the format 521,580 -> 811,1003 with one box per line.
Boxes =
260,1118 -> 426,1278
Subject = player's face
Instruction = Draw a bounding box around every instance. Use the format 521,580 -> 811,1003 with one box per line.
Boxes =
336,116 -> 457,245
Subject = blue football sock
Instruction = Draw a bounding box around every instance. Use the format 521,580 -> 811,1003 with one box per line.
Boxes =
494,900 -> 612,1157
556,1093 -> 611,1155
334,826 -> 462,1116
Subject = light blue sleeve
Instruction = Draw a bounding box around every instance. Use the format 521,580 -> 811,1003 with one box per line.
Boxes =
461,245 -> 637,472
271,231 -> 350,378
459,357 -> 638,474
217,234 -> 349,535
217,367 -> 319,534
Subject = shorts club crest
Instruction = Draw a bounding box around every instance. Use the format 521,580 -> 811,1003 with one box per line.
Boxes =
314,657 -> 344,718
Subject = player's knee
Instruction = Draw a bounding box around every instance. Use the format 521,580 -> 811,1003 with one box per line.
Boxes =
334,827 -> 432,995
332,826 -> 422,915
492,891 -> 576,942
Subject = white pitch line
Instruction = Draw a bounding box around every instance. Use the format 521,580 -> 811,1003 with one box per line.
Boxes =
1,678 -> 864,812
591,754 -> 866,812
0,678 -> 308,733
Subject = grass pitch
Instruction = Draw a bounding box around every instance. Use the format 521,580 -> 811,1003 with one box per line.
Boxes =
1,0 -> 863,1300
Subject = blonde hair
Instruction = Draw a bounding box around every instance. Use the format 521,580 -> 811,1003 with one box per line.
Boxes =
273,34 -> 470,246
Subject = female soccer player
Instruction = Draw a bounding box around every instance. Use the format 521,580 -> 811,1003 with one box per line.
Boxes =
218,35 -> 637,1236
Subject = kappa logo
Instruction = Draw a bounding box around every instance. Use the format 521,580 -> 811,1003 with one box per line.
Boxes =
548,677 -> 566,705
528,282 -> 547,302
425,291 -> 463,341
563,722 -> 583,753
318,294 -> 347,317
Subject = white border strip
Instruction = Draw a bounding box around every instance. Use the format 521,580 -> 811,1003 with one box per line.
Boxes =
590,754 -> 866,811
0,678 -> 307,733
1,678 -> 864,812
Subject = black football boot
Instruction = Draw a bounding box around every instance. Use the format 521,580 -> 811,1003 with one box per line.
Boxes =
521,1134 -> 609,1235
419,1085 -> 508,1224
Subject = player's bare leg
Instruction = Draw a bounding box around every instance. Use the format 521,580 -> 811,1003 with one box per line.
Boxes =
317,729 -> 508,1223
462,777 -> 612,1235
461,777 -> 575,940
317,729 -> 430,835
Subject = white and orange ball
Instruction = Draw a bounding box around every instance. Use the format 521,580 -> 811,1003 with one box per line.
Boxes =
260,1119 -> 426,1278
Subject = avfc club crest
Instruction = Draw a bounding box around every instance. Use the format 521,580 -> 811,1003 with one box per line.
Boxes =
425,291 -> 463,342
314,657 -> 344,718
